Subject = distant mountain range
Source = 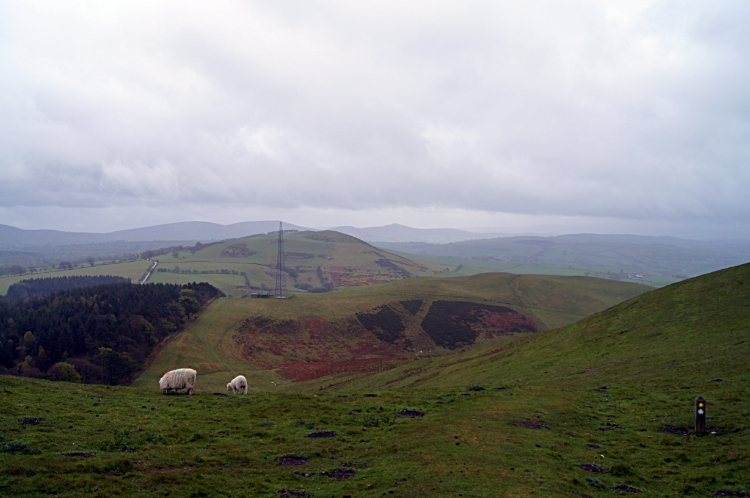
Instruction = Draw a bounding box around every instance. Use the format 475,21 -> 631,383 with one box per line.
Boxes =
3,222 -> 749,280
0,221 -> 512,248
0,221 -> 310,248
328,223 -> 509,243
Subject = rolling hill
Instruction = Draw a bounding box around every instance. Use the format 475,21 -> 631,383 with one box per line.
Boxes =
2,265 -> 747,497
0,221 -> 309,248
146,230 -> 434,296
132,273 -> 651,392
326,261 -> 750,392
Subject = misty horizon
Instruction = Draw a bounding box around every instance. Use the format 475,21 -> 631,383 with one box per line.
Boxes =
1,2 -> 749,239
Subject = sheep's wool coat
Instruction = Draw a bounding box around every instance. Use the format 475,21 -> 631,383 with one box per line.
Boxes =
227,375 -> 247,395
159,368 -> 197,395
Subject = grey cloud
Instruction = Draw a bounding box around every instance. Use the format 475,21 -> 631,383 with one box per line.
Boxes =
0,0 -> 749,234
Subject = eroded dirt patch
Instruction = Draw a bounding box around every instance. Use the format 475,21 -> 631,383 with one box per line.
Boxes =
277,489 -> 312,497
277,455 -> 309,466
306,431 -> 337,438
20,417 -> 46,426
63,452 -> 96,458
321,468 -> 358,479
512,419 -> 550,430
398,409 -> 425,418
579,464 -> 609,473
612,484 -> 642,493
661,425 -> 690,436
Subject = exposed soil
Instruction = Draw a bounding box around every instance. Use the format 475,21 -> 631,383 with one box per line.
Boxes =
661,425 -> 690,436
63,452 -> 96,458
421,301 -> 538,349
363,394 -> 378,397
350,409 -> 362,414
20,417 -> 46,426
321,468 -> 358,480
398,409 -> 425,418
714,491 -> 750,497
212,393 -> 228,396
579,464 -> 609,473
277,455 -> 310,466
512,419 -> 550,430
586,444 -> 602,449
612,484 -> 642,493
276,490 -> 312,497
598,423 -> 623,430
306,431 -> 337,438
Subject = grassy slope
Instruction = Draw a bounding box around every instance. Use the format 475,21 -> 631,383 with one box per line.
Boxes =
1,265 -> 748,497
133,273 -> 651,393
0,260 -> 152,295
149,231 -> 433,296
335,262 -> 750,392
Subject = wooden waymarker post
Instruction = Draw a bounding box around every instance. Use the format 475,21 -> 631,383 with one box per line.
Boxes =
695,396 -> 706,434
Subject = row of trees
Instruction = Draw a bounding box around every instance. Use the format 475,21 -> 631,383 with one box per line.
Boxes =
6,275 -> 130,299
0,280 -> 221,385
0,254 -> 141,277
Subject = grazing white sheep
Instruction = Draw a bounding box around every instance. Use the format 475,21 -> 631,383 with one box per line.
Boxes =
158,368 -> 197,396
226,375 -> 248,395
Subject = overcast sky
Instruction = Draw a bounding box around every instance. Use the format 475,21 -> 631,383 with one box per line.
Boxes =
1,1 -> 748,238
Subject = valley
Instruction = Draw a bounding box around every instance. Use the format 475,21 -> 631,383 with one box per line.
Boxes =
133,273 -> 650,393
2,263 -> 748,497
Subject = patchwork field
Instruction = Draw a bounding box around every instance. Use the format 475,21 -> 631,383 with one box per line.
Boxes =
147,230 -> 434,296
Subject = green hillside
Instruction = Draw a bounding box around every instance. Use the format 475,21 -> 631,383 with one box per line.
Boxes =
147,230 -> 433,296
133,273 -> 650,392
332,262 -> 750,392
2,265 -> 748,497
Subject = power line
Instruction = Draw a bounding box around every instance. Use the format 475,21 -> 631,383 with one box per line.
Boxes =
275,221 -> 287,299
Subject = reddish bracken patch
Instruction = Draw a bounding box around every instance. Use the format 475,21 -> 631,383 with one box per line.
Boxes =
234,315 -> 410,381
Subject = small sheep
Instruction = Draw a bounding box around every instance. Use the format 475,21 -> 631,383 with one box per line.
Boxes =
226,375 -> 247,395
159,368 -> 197,396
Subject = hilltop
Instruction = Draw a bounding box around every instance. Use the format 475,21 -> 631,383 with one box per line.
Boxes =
146,230 -> 434,296
133,273 -> 651,391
